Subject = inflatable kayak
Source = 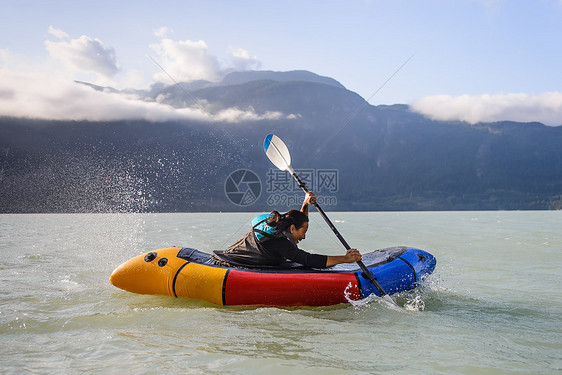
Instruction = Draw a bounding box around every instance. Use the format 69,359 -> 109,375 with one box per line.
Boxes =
110,246 -> 436,307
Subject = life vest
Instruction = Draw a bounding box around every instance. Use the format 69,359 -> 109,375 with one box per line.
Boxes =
251,213 -> 278,242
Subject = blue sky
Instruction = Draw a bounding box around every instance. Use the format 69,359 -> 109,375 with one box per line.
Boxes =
1,0 -> 561,125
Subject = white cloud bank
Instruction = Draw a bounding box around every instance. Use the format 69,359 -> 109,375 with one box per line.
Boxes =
3,26 -> 559,126
411,92 -> 562,126
0,27 -> 284,122
0,68 -> 286,122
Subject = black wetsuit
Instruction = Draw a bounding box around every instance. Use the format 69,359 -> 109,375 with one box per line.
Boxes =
213,230 -> 327,269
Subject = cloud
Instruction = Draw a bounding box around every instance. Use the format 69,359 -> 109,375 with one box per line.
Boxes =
48,26 -> 69,39
45,31 -> 120,78
411,92 -> 562,126
228,47 -> 262,72
150,39 -> 223,83
0,67 -> 288,123
0,28 -> 282,123
213,107 -> 286,122
154,26 -> 173,38
150,37 -> 263,84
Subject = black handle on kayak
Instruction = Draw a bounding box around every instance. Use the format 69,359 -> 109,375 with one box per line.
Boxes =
291,172 -> 388,296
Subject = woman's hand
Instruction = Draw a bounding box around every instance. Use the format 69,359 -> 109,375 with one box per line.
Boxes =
301,192 -> 317,215
303,192 -> 317,206
344,248 -> 362,262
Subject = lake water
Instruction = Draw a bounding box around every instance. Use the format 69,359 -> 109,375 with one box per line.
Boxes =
0,211 -> 560,374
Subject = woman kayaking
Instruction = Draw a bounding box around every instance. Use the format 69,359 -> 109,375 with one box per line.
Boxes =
212,192 -> 362,268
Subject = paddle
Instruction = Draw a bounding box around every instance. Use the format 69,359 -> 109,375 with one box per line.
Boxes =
264,134 -> 391,299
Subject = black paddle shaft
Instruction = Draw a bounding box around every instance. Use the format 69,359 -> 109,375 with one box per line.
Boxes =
290,172 -> 388,296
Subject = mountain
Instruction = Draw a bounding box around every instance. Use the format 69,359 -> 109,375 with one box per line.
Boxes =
219,70 -> 345,89
1,71 -> 561,213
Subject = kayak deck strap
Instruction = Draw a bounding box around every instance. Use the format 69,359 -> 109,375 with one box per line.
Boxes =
397,256 -> 417,286
354,273 -> 364,299
222,269 -> 230,305
172,261 -> 190,297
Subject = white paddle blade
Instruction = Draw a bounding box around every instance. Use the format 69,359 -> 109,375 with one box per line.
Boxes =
264,134 -> 292,172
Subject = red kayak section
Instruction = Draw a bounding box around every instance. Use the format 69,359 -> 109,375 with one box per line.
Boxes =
224,270 -> 361,306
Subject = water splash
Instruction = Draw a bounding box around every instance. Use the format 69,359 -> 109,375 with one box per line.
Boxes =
344,282 -> 404,311
394,273 -> 447,311
341,274 -> 446,312
403,294 -> 426,311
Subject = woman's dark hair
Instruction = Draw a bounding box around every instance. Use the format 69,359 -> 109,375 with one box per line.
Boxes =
267,210 -> 309,233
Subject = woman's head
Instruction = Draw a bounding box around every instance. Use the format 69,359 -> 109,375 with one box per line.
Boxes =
267,210 -> 309,243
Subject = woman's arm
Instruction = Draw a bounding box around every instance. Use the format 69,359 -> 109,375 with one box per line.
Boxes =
325,248 -> 362,267
301,192 -> 317,216
263,237 -> 328,268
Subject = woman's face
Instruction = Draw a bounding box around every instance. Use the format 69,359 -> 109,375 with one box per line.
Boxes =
290,222 -> 309,244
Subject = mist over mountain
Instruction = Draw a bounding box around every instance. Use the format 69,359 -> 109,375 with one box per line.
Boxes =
1,70 -> 561,213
